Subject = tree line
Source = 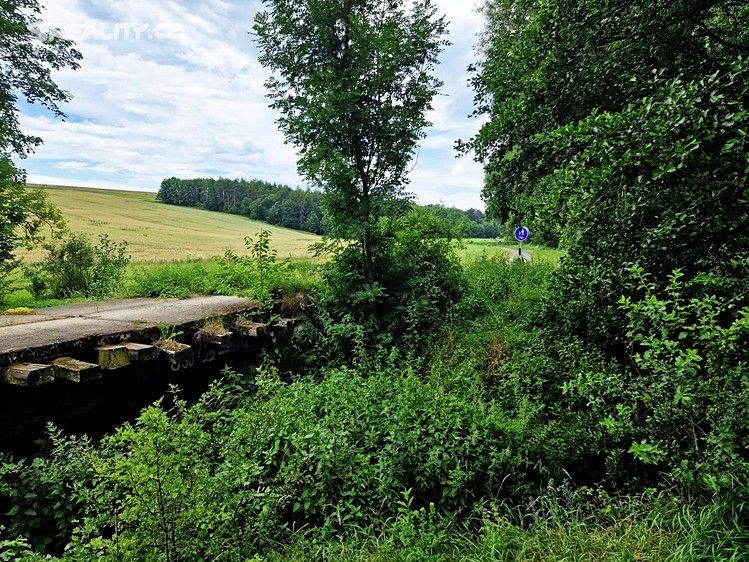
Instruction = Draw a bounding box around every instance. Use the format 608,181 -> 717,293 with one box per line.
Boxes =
157,177 -> 502,238
157,177 -> 330,234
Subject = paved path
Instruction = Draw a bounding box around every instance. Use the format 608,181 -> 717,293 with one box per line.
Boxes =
0,297 -> 258,355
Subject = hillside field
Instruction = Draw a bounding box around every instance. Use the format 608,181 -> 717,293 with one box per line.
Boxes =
25,186 -> 322,262
20,185 -> 558,265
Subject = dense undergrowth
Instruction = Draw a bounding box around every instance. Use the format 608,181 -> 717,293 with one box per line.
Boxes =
1,255 -> 746,561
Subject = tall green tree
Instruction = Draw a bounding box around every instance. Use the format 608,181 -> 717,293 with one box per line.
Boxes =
1,0 -> 81,158
464,0 -> 749,346
463,0 -> 749,494
0,0 -> 79,294
254,0 -> 449,279
464,0 -> 749,245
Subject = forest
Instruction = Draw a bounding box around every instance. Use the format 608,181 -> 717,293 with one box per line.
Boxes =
0,0 -> 748,560
157,177 -> 502,238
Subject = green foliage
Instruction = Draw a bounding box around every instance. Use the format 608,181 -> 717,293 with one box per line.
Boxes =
269,491 -> 690,561
541,60 -> 749,353
244,229 -> 278,300
0,0 -> 82,160
216,231 -> 293,302
75,406 -> 217,562
466,0 -> 749,349
26,233 -> 129,299
126,261 -> 212,299
0,161 -> 64,302
618,267 -> 748,495
158,176 -> 330,235
465,0 -> 748,240
254,0 -> 449,279
476,263 -> 749,497
302,209 -> 466,361
123,257 -> 318,302
0,0 -> 78,302
157,323 -> 183,342
0,535 -> 39,562
461,0 -> 749,504
57,362 -> 537,561
1,256 -> 748,560
0,428 -> 96,554
410,205 -> 502,239
158,178 -> 502,240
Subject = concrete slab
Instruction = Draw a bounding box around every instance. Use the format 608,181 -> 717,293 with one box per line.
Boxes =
0,315 -> 50,328
97,345 -> 131,370
5,364 -> 54,386
32,298 -> 160,318
0,296 -> 260,356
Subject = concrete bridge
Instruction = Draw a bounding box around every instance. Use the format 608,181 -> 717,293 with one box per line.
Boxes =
0,296 -> 298,386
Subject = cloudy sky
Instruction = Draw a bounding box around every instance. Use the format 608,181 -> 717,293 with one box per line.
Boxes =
21,0 -> 487,210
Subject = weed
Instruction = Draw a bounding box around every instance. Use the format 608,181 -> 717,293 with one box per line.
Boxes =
157,323 -> 184,342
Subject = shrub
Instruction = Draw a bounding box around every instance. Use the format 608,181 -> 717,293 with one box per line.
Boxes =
128,232 -> 312,301
616,267 -> 749,496
26,233 -> 129,299
215,229 -> 286,301
129,261 -> 212,299
0,428 -> 97,555
303,209 -> 466,364
483,262 -> 749,498
60,364 -> 539,560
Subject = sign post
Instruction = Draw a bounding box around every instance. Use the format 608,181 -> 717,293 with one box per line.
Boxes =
514,226 -> 530,259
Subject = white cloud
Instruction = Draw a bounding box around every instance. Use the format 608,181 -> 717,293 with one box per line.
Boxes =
23,0 -> 486,210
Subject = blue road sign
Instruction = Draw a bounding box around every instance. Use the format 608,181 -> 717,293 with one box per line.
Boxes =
514,226 -> 530,242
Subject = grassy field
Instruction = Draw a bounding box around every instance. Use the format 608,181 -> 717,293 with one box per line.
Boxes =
23,185 -> 322,262
22,185 -> 563,265
459,238 -> 565,263
2,186 -> 562,311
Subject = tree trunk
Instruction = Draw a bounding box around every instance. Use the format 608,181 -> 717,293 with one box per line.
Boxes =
362,229 -> 374,282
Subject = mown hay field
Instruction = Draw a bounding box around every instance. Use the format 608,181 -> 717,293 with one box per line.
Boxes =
24,186 -> 322,262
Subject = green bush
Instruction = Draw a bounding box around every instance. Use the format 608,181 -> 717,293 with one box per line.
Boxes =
617,267 -> 748,496
0,428 -> 97,554
26,233 -> 129,299
0,536 -> 41,562
465,260 -> 749,499
55,362 -> 538,560
2,255 -> 748,560
302,209 -> 466,364
215,229 -> 284,301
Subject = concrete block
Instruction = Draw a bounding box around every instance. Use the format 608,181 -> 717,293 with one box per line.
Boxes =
235,318 -> 267,338
205,330 -> 233,345
196,327 -> 233,345
5,363 -> 54,386
52,357 -> 101,383
155,340 -> 192,360
124,342 -> 157,362
96,345 -> 131,370
270,318 -> 298,334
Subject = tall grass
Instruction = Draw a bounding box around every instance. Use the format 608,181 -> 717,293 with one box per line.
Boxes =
126,258 -> 319,300
1,258 -> 320,310
263,492 -> 749,561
